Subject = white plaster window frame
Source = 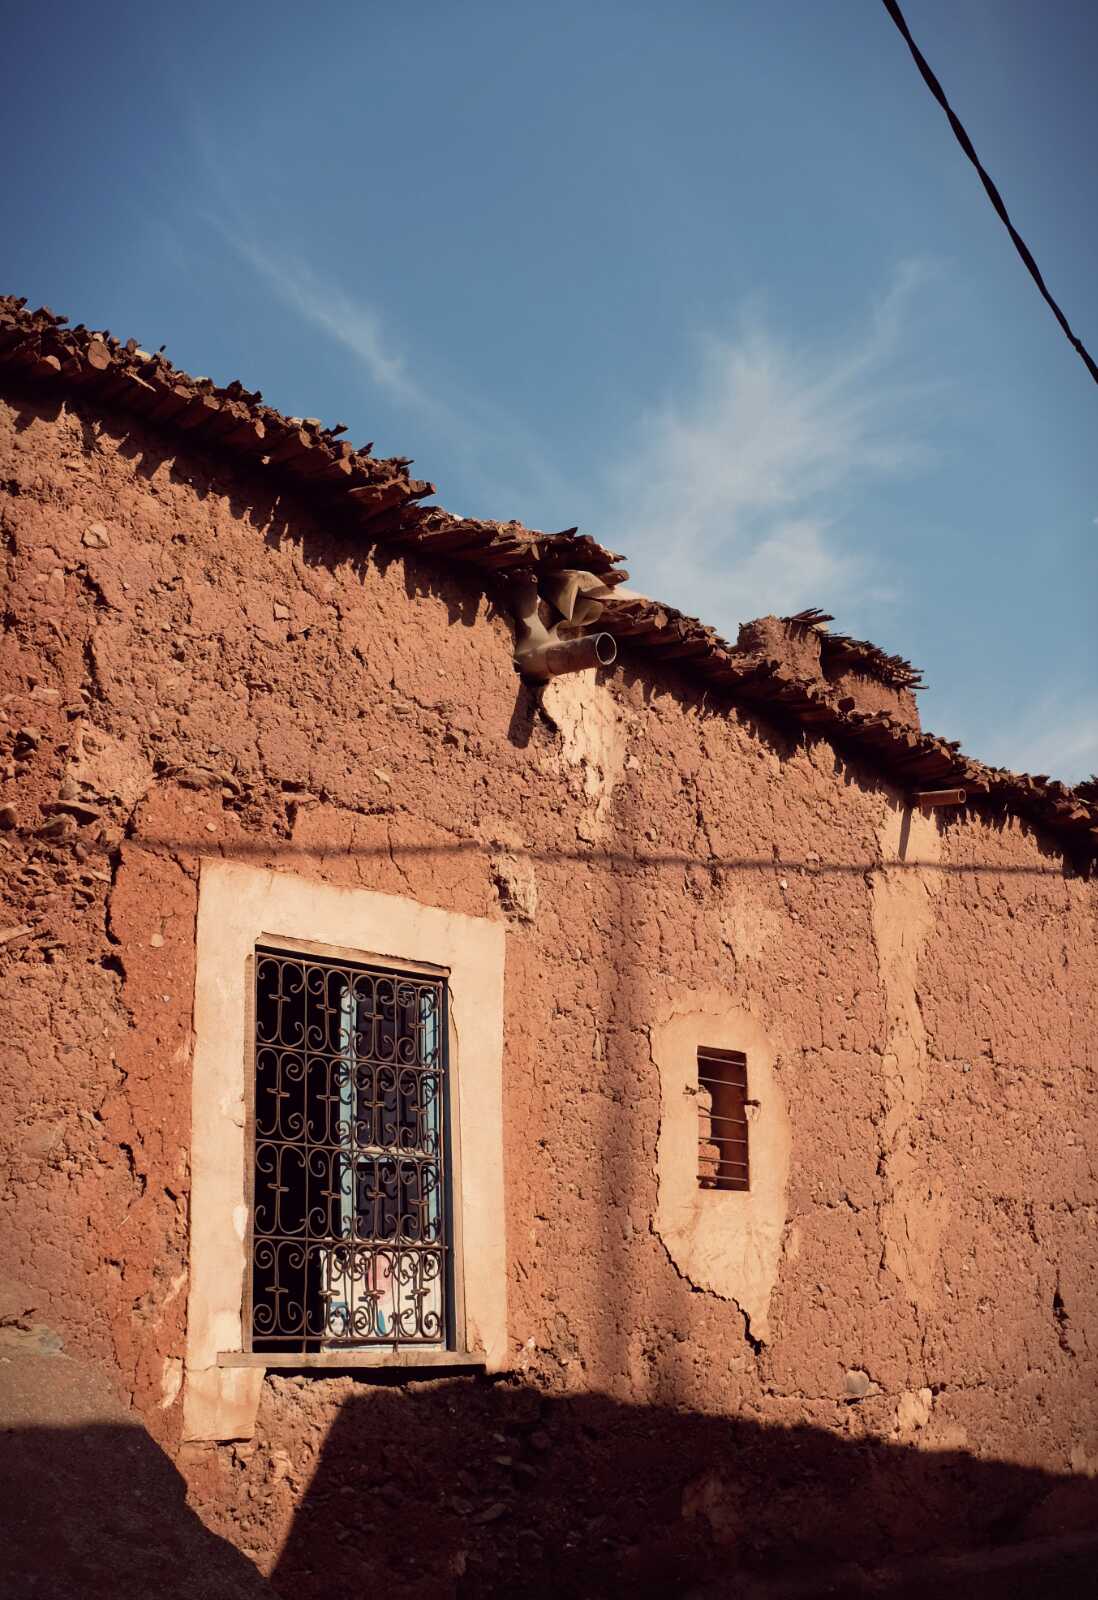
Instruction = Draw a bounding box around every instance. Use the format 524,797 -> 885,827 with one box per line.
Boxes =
183,859 -> 508,1442
652,997 -> 789,1345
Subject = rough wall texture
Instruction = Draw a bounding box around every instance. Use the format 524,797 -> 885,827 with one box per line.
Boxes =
2,384 -> 1097,1598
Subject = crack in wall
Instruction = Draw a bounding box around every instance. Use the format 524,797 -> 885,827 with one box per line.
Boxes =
650,998 -> 789,1346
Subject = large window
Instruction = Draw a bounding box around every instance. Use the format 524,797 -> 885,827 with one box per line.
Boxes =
249,947 -> 452,1353
185,859 -> 506,1442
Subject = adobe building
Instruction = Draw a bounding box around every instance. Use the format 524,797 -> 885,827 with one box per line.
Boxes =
2,294 -> 1097,1598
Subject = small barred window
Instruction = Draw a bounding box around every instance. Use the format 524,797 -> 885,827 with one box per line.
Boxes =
696,1047 -> 750,1192
248,947 -> 452,1353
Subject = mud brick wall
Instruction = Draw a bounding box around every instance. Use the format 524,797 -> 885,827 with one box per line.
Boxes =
2,383 -> 1096,1599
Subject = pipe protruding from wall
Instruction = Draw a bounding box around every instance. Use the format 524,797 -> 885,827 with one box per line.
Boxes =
518,631 -> 618,681
915,788 -> 967,809
510,569 -> 619,681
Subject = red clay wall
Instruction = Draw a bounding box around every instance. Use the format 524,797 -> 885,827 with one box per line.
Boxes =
2,384 -> 1097,1598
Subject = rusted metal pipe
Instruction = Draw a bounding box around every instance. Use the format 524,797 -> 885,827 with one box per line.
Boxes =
517,631 -> 618,681
915,788 -> 967,809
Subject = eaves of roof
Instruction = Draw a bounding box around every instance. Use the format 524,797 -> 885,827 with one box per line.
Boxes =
2,294 -> 1095,865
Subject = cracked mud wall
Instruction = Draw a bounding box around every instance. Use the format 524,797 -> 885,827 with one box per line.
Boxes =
871,805 -> 944,1314
2,387 -> 1097,1593
651,996 -> 790,1343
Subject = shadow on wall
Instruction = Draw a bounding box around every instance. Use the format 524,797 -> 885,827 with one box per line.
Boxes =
1,1422 -> 272,1600
0,1340 -> 274,1598
239,1377 -> 1098,1600
9,1373 -> 1098,1599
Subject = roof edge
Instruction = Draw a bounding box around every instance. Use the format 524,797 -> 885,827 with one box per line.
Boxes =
1,293 -> 1094,864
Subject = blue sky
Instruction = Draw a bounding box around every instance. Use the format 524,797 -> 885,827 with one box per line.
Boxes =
3,1 -> 1095,779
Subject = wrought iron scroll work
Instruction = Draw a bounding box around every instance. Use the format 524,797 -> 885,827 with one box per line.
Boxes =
250,948 -> 451,1351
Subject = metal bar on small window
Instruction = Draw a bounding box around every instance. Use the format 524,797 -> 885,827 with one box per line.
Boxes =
697,1047 -> 750,1192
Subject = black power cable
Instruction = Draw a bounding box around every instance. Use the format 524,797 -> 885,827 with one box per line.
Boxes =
881,0 -> 1098,387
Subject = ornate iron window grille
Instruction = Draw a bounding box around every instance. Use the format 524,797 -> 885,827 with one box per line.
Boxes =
248,946 -> 452,1352
697,1047 -> 750,1192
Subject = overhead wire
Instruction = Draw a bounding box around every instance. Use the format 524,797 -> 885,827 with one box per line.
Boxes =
880,0 -> 1098,387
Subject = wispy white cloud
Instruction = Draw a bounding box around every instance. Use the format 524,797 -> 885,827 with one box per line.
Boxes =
601,261 -> 938,632
187,122 -> 442,433
221,229 -> 440,417
974,690 -> 1098,784
212,221 -> 568,514
211,197 -> 941,632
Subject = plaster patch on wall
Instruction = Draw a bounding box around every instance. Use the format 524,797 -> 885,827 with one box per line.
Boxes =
159,1355 -> 183,1410
491,852 -> 537,921
894,1386 -> 933,1438
651,996 -> 789,1343
65,720 -> 153,811
715,895 -> 783,966
541,670 -> 632,841
485,826 -> 538,923
872,805 -> 945,1312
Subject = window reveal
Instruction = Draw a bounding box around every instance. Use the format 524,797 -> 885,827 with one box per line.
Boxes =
696,1047 -> 750,1191
249,947 -> 451,1352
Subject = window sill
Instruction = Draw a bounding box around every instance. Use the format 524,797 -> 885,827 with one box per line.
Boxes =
217,1349 -> 487,1372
